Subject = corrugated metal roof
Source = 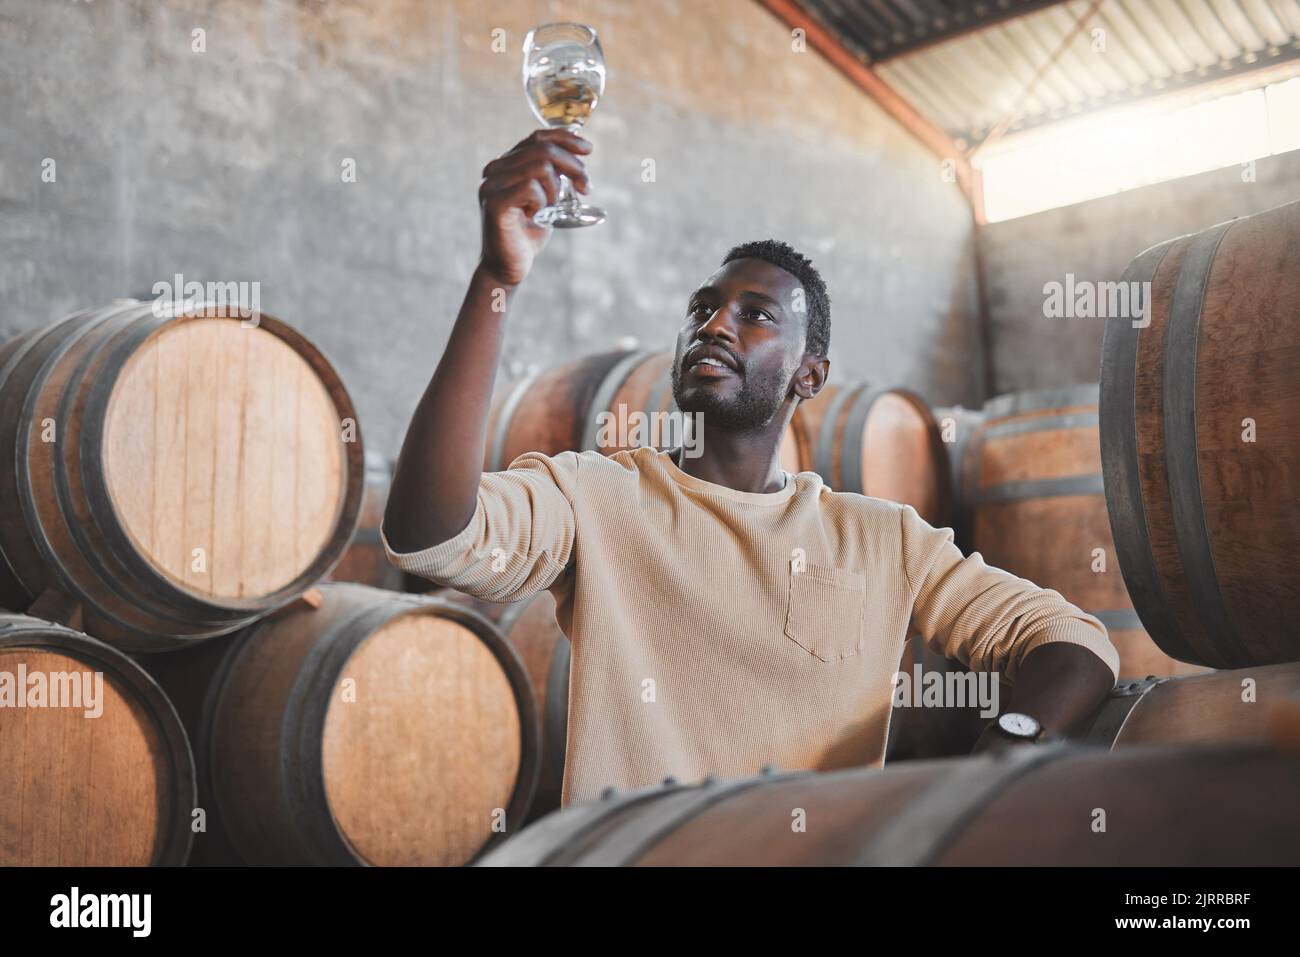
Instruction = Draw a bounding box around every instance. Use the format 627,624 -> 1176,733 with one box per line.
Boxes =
793,0 -> 1300,145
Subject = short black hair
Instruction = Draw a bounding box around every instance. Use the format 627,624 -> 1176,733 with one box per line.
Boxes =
721,239 -> 830,357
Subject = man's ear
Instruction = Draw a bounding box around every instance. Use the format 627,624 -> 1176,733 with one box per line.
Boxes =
791,355 -> 829,401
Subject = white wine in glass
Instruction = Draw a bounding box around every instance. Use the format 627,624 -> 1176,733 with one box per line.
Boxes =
523,22 -> 607,228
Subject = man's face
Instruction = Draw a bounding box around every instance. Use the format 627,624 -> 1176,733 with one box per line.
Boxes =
671,257 -> 807,432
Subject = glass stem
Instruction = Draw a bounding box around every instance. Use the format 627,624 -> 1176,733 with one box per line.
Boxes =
556,172 -> 579,211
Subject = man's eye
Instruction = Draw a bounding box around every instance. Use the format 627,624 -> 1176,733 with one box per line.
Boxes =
689,302 -> 710,318
747,310 -> 771,322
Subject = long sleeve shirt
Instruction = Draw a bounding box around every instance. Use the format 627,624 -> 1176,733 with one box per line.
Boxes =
384,445 -> 1120,806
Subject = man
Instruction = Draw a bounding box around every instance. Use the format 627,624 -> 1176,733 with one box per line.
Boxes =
383,128 -> 1119,807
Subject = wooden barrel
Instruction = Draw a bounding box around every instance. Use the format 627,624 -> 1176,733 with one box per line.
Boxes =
436,588 -> 571,824
485,349 -> 642,471
486,349 -> 807,473
0,301 -> 364,651
476,742 -> 1300,866
0,612 -> 194,865
145,582 -> 539,866
963,385 -> 1201,679
931,404 -> 984,552
1077,660 -> 1300,749
794,382 -> 952,528
587,349 -> 676,456
1101,200 -> 1300,669
325,451 -> 403,591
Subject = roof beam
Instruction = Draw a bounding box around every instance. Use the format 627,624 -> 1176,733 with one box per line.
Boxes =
757,0 -> 980,215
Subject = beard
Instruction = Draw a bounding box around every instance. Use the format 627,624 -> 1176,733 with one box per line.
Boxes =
670,355 -> 792,433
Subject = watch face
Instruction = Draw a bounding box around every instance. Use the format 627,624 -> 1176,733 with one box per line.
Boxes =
998,712 -> 1040,738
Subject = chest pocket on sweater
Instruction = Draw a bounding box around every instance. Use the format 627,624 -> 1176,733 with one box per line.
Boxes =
784,563 -> 866,662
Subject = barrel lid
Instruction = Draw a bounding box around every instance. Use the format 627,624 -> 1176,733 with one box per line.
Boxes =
981,383 -> 1099,420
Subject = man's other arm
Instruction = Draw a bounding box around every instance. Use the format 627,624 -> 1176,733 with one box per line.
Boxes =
899,503 -> 1119,740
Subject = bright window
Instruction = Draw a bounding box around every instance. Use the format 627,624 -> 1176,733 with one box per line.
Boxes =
976,76 -> 1300,223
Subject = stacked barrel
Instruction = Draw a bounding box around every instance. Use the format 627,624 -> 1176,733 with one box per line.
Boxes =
325,450 -> 405,591
475,742 -> 1300,866
0,613 -> 195,865
146,583 -> 538,866
434,588 -> 570,824
0,302 -> 364,649
0,301 -> 537,866
1100,200 -> 1300,672
956,384 -> 1201,680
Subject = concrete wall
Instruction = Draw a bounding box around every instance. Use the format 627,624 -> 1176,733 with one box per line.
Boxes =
980,148 -> 1300,398
0,0 -> 981,458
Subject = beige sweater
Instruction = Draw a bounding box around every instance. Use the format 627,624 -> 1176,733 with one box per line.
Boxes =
384,446 -> 1119,806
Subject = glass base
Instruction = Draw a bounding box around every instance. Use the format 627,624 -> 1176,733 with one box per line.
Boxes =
533,203 -> 607,228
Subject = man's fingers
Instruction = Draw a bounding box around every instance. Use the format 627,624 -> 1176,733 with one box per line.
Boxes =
507,165 -> 561,207
514,178 -> 549,218
529,128 -> 593,152
482,163 -> 562,208
483,145 -> 589,188
482,131 -> 592,178
484,176 -> 550,218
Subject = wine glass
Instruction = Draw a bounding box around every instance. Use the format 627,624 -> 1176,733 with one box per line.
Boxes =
522,22 -> 607,228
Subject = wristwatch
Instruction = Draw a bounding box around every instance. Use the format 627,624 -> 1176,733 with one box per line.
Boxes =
992,711 -> 1044,743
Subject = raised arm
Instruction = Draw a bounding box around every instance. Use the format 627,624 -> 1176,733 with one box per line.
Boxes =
383,128 -> 592,552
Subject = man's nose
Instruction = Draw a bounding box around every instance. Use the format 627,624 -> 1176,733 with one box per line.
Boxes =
698,306 -> 738,343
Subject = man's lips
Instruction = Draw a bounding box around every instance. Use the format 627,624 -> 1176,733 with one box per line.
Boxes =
684,346 -> 741,377
685,359 -> 737,378
685,341 -> 738,365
